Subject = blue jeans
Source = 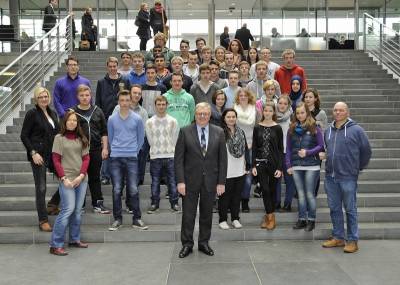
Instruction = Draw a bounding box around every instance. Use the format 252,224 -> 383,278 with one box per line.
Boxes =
276,160 -> 296,207
150,158 -> 178,207
50,180 -> 88,248
292,169 -> 319,221
324,175 -> 359,241
241,151 -> 252,199
138,137 -> 150,184
110,157 -> 141,222
101,158 -> 111,180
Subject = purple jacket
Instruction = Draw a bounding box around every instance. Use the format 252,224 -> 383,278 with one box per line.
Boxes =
53,74 -> 91,117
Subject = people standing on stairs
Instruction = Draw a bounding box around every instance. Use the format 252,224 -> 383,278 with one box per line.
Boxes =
42,0 -> 58,34
286,102 -> 324,232
175,102 -> 227,258
146,95 -> 181,214
49,110 -> 90,256
190,64 -> 219,105
220,26 -> 230,49
218,108 -> 251,230
53,55 -> 91,118
81,7 -> 97,51
95,56 -> 130,186
128,52 -> 147,86
71,85 -> 110,214
149,1 -> 167,36
234,23 -> 254,51
227,39 -> 245,67
222,70 -> 241,108
289,75 -> 304,112
209,60 -> 228,90
321,102 -> 371,254
275,95 -> 296,212
210,90 -> 227,127
303,88 -> 328,197
141,64 -> 167,118
255,79 -> 281,115
248,60 -> 280,100
118,52 -> 133,76
252,101 -> 283,231
234,89 -> 258,213
162,56 -> 193,93
136,3 -> 151,51
179,39 -> 190,64
249,48 -> 279,80
183,51 -> 200,82
145,33 -> 174,66
107,90 -> 147,231
274,49 -> 307,95
20,86 -> 61,232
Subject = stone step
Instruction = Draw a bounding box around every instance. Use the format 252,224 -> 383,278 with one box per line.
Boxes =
308,78 -> 397,84
321,101 -> 400,109
309,73 -> 392,79
319,90 -> 399,96
2,192 -> 400,211
2,221 -> 399,244
1,207 -> 400,227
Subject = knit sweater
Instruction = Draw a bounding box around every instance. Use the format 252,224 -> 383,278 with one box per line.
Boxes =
164,88 -> 195,128
145,114 -> 179,159
190,81 -> 219,105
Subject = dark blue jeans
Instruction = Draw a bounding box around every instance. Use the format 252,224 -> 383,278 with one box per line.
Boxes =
110,157 -> 141,222
150,158 -> 178,207
138,137 -> 150,184
292,169 -> 319,221
276,160 -> 296,207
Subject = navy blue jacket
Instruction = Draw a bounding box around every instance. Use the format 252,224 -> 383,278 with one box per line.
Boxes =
324,119 -> 371,180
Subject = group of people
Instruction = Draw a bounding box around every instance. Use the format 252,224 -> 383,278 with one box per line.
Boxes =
21,28 -> 371,257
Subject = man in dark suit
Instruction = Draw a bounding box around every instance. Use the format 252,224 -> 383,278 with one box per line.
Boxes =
174,102 -> 227,258
42,0 -> 58,33
234,23 -> 254,51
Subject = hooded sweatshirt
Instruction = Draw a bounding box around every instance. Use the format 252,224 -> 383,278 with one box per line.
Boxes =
274,64 -> 307,94
164,88 -> 195,128
324,119 -> 372,180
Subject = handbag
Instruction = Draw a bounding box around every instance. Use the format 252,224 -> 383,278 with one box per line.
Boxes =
135,16 -> 140,27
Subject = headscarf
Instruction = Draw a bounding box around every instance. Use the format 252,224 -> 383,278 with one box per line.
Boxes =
289,75 -> 303,111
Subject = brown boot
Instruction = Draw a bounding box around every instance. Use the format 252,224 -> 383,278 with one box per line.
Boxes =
266,213 -> 276,230
260,215 -> 269,229
47,204 -> 60,215
39,221 -> 52,232
344,241 -> 359,253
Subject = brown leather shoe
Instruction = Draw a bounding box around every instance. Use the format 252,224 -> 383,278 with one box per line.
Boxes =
68,241 -> 89,248
344,241 -> 358,253
49,247 -> 68,256
322,237 -> 345,248
266,213 -> 276,230
260,214 -> 268,229
47,204 -> 60,215
39,221 -> 52,232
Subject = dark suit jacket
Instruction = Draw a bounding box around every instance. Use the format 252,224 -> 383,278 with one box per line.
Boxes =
42,4 -> 57,32
234,27 -> 254,50
174,123 -> 227,192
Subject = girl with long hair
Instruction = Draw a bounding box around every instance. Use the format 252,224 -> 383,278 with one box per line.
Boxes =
252,102 -> 283,230
286,102 -> 324,232
302,88 -> 328,130
228,39 -> 245,67
255,79 -> 280,115
49,110 -> 90,256
218,108 -> 251,230
246,47 -> 259,67
214,46 -> 226,65
210,89 -> 227,126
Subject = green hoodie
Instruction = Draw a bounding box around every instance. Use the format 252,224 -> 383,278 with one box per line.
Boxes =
164,88 -> 195,128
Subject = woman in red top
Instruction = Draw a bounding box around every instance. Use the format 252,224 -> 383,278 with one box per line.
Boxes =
49,110 -> 90,256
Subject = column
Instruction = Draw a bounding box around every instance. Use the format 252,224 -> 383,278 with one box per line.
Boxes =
9,0 -> 19,41
208,0 -> 215,49
354,0 -> 359,50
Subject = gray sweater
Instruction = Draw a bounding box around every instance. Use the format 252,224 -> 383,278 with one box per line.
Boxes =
190,82 -> 219,105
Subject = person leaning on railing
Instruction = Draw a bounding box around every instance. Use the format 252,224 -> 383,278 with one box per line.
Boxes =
20,86 -> 61,232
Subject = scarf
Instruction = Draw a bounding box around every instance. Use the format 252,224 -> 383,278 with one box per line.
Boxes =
276,108 -> 291,123
294,122 -> 305,136
227,126 -> 246,158
235,104 -> 256,126
289,75 -> 303,109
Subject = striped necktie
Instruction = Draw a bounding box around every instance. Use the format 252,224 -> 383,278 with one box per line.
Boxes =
201,127 -> 206,157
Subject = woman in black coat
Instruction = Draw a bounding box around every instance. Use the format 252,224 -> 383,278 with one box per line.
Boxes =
81,7 -> 97,51
20,87 -> 60,232
136,3 -> 151,51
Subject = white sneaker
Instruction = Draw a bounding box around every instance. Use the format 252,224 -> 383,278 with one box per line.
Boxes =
219,221 -> 230,230
232,220 -> 242,229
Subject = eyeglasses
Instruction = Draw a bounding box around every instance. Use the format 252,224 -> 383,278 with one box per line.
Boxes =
196,112 -> 210,117
37,96 -> 49,100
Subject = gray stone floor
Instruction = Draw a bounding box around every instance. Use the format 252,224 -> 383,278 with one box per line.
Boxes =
0,240 -> 399,285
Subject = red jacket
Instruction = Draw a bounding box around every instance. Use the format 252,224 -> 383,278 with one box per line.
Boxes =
274,64 -> 307,94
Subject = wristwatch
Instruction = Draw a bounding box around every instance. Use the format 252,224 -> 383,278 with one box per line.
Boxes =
30,150 -> 37,156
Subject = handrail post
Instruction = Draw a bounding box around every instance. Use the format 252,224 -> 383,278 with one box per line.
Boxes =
19,58 -> 25,110
40,40 -> 45,86
57,24 -> 60,55
380,23 -> 383,64
363,13 -> 366,51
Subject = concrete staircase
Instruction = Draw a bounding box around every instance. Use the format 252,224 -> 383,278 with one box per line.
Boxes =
1,50 -> 400,244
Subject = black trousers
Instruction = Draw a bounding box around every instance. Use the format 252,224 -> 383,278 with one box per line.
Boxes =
87,149 -> 104,206
139,38 -> 148,51
218,175 -> 245,223
256,161 -> 277,214
31,162 -> 59,222
181,182 -> 215,248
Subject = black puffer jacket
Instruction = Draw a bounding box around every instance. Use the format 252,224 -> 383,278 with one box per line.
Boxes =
136,9 -> 151,40
20,105 -> 59,167
72,105 -> 107,151
95,73 -> 130,120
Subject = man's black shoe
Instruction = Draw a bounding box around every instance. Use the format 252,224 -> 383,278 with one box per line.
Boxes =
293,220 -> 307,230
198,244 -> 214,256
179,246 -> 193,258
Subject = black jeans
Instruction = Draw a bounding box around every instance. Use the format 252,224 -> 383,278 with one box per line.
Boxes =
218,175 -> 245,223
31,162 -> 59,222
87,149 -> 104,206
140,38 -> 148,51
256,161 -> 277,214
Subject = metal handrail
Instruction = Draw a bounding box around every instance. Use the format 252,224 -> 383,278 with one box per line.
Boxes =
0,14 -> 73,129
363,13 -> 400,77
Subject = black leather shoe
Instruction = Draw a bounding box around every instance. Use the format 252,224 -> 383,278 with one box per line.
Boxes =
179,246 -> 193,258
198,244 -> 214,256
293,220 -> 307,230
305,221 -> 315,232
